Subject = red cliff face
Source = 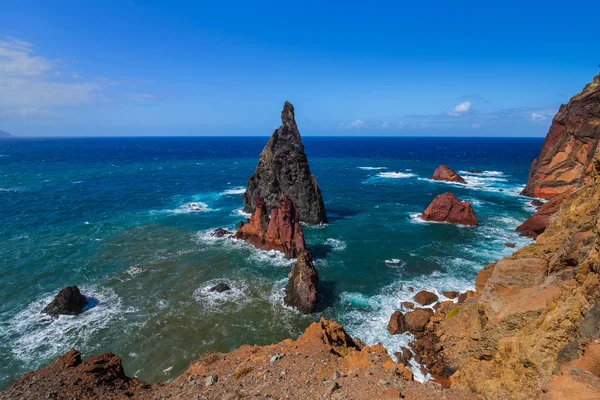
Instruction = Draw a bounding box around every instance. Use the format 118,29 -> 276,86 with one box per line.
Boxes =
421,192 -> 478,226
431,164 -> 467,184
521,74 -> 600,199
234,196 -> 306,258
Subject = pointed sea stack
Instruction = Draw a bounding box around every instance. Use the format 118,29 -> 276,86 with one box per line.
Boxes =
284,250 -> 319,313
431,164 -> 466,184
521,74 -> 600,199
421,192 -> 478,226
242,102 -> 327,225
234,196 -> 306,258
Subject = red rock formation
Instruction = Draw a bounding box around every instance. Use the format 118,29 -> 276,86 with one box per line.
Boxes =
516,193 -> 566,238
521,74 -> 600,199
421,192 -> 478,226
235,195 -> 306,258
413,290 -> 439,306
431,164 -> 467,184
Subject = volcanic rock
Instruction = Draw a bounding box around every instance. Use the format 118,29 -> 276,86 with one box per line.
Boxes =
242,101 -> 327,224
521,74 -> 600,199
413,290 -> 439,306
421,192 -> 478,226
442,291 -> 460,299
431,164 -> 467,184
210,228 -> 232,237
531,199 -> 544,207
387,311 -> 407,335
284,251 -> 318,313
42,286 -> 88,316
404,308 -> 434,332
235,195 -> 306,258
209,283 -> 231,293
516,193 -> 565,238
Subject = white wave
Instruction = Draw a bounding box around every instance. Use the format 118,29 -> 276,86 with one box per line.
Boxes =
408,212 -> 471,227
169,201 -> 213,214
221,186 -> 246,195
377,172 -> 416,179
458,170 -> 505,177
193,278 -> 250,310
232,208 -> 252,218
246,247 -> 295,268
384,259 -> 406,268
325,238 -> 347,251
195,228 -> 235,243
72,181 -> 83,184
4,286 -> 135,366
357,166 -> 388,170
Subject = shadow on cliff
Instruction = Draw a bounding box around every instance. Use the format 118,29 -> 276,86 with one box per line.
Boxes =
314,280 -> 337,312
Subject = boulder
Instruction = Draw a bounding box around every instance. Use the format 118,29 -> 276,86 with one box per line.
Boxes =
42,286 -> 88,316
394,347 -> 413,367
284,251 -> 318,313
421,192 -> 478,226
401,301 -> 415,309
404,308 -> 434,332
209,283 -> 231,293
387,311 -> 407,335
413,290 -> 439,306
431,164 -> 467,184
235,196 -> 306,258
442,291 -> 459,299
516,194 -> 565,239
457,290 -> 478,304
505,243 -> 516,248
531,199 -> 544,207
242,102 -> 327,224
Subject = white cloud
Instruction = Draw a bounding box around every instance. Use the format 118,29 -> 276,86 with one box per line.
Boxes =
348,119 -> 364,129
0,36 -> 105,117
0,107 -> 59,118
446,100 -> 472,116
530,112 -> 546,121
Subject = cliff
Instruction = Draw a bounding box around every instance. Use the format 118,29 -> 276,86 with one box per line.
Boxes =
521,74 -> 600,199
1,319 -> 476,400
243,102 -> 327,225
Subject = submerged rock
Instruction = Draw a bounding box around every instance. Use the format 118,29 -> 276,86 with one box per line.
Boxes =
209,283 -> 231,293
235,196 -> 306,258
468,169 -> 482,174
210,228 -> 232,237
431,164 -> 467,184
421,192 -> 478,226
42,286 -> 88,316
284,251 -> 318,313
242,101 -> 327,225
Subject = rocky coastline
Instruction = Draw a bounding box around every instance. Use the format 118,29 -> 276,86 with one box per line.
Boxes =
3,75 -> 600,399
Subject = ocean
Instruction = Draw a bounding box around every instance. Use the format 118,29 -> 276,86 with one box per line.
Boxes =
0,136 -> 542,388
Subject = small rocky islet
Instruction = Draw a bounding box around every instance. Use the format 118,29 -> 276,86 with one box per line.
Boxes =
9,74 -> 600,399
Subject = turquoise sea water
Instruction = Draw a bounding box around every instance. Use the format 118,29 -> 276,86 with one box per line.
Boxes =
0,137 -> 542,387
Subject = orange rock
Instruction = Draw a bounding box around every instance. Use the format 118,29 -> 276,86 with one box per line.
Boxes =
431,164 -> 467,184
421,192 -> 478,226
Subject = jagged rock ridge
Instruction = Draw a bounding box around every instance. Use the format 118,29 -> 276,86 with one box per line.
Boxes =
243,101 -> 327,225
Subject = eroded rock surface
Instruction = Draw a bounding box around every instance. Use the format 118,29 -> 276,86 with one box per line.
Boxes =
421,192 -> 478,226
284,250 -> 318,313
243,101 -> 327,224
431,164 -> 466,184
235,196 -> 306,258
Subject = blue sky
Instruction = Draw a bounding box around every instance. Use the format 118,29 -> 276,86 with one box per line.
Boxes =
0,1 -> 598,137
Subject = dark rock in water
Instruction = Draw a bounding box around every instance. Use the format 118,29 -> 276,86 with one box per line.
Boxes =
413,290 -> 439,306
242,102 -> 327,225
209,283 -> 231,293
505,242 -> 516,248
284,251 -> 318,313
431,164 -> 466,184
235,195 -> 306,258
531,199 -> 544,207
421,192 -> 478,226
42,286 -> 88,316
468,169 -> 482,174
210,228 -> 232,237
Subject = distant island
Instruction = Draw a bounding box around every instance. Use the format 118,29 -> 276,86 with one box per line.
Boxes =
0,130 -> 13,138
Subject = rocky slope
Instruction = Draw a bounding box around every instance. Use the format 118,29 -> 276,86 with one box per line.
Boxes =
521,74 -> 600,199
242,101 -> 327,225
1,320 -> 476,400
